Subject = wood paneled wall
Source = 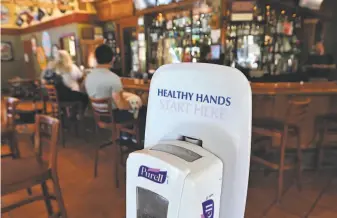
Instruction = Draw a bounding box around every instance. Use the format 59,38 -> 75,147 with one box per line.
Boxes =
95,0 -> 134,21
1,13 -> 96,35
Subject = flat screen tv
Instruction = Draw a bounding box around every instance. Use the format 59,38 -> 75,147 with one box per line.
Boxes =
299,0 -> 323,10
134,0 -> 156,10
211,45 -> 221,60
157,0 -> 173,6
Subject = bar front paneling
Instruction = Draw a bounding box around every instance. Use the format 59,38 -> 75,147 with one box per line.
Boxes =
122,78 -> 337,148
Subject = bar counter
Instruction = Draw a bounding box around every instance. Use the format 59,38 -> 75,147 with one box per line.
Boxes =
122,78 -> 337,148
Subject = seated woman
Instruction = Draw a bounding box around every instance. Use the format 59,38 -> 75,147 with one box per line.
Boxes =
41,50 -> 89,114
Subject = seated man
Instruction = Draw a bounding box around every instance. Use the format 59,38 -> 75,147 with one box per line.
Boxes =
85,44 -> 145,140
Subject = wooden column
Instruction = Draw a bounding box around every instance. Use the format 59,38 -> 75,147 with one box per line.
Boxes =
115,16 -> 138,76
79,39 -> 104,68
221,0 -> 229,49
95,0 -> 134,21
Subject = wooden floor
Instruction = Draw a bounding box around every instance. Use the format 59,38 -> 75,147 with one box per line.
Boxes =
2,128 -> 337,218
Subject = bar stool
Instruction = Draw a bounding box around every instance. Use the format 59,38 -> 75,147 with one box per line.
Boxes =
1,115 -> 67,218
252,97 -> 311,203
315,113 -> 337,169
44,84 -> 83,147
89,97 -> 141,187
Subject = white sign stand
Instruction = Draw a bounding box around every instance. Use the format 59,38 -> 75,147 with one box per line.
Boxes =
143,63 -> 252,218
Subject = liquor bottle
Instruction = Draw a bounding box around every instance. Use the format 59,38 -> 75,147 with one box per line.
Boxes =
284,15 -> 293,36
280,38 -> 285,53
166,19 -> 173,30
182,48 -> 191,62
262,49 -> 268,65
258,24 -> 264,35
231,25 -> 237,37
290,14 -> 296,34
206,34 -> 211,45
201,14 -> 208,33
295,16 -> 301,29
257,5 -> 264,22
227,25 -> 231,37
226,9 -> 231,20
253,6 -> 258,22
252,23 -> 257,35
270,10 -> 277,34
244,23 -> 250,35
275,38 -> 279,53
292,54 -> 299,73
266,5 -> 271,24
172,16 -> 177,31
277,10 -> 285,34
237,25 -> 242,36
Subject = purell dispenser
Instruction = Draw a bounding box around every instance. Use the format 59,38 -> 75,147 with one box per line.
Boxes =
127,63 -> 252,218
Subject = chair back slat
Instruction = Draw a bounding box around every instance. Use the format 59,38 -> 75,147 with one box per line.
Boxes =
286,98 -> 311,124
44,85 -> 60,118
89,97 -> 114,129
34,114 -> 59,170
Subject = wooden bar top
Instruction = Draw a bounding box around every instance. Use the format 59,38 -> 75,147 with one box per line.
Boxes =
121,78 -> 337,95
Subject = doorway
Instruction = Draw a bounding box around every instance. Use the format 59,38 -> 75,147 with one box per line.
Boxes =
117,16 -> 138,76
23,40 -> 36,79
123,27 -> 137,76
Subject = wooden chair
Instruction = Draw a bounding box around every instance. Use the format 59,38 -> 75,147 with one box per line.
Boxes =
2,97 -> 34,196
89,97 -> 141,186
1,115 -> 67,218
252,97 -> 311,203
44,84 -> 83,147
315,113 -> 337,169
14,80 -> 44,144
1,97 -> 20,158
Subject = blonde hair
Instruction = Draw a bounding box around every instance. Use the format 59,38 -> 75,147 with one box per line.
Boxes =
51,50 -> 73,74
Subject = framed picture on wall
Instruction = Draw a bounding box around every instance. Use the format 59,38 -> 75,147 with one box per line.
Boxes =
1,41 -> 14,61
1,5 -> 10,24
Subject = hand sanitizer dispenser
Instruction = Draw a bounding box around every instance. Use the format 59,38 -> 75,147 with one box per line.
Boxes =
127,63 -> 252,218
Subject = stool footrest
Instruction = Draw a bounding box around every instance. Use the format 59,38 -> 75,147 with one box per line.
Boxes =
251,155 -> 295,170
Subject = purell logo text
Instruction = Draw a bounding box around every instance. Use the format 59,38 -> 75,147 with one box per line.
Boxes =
138,165 -> 167,184
201,199 -> 214,218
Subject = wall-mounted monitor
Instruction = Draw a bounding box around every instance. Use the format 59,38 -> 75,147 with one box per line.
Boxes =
134,0 -> 156,10
299,0 -> 323,10
211,44 -> 221,60
134,0 -> 177,10
157,0 -> 173,6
